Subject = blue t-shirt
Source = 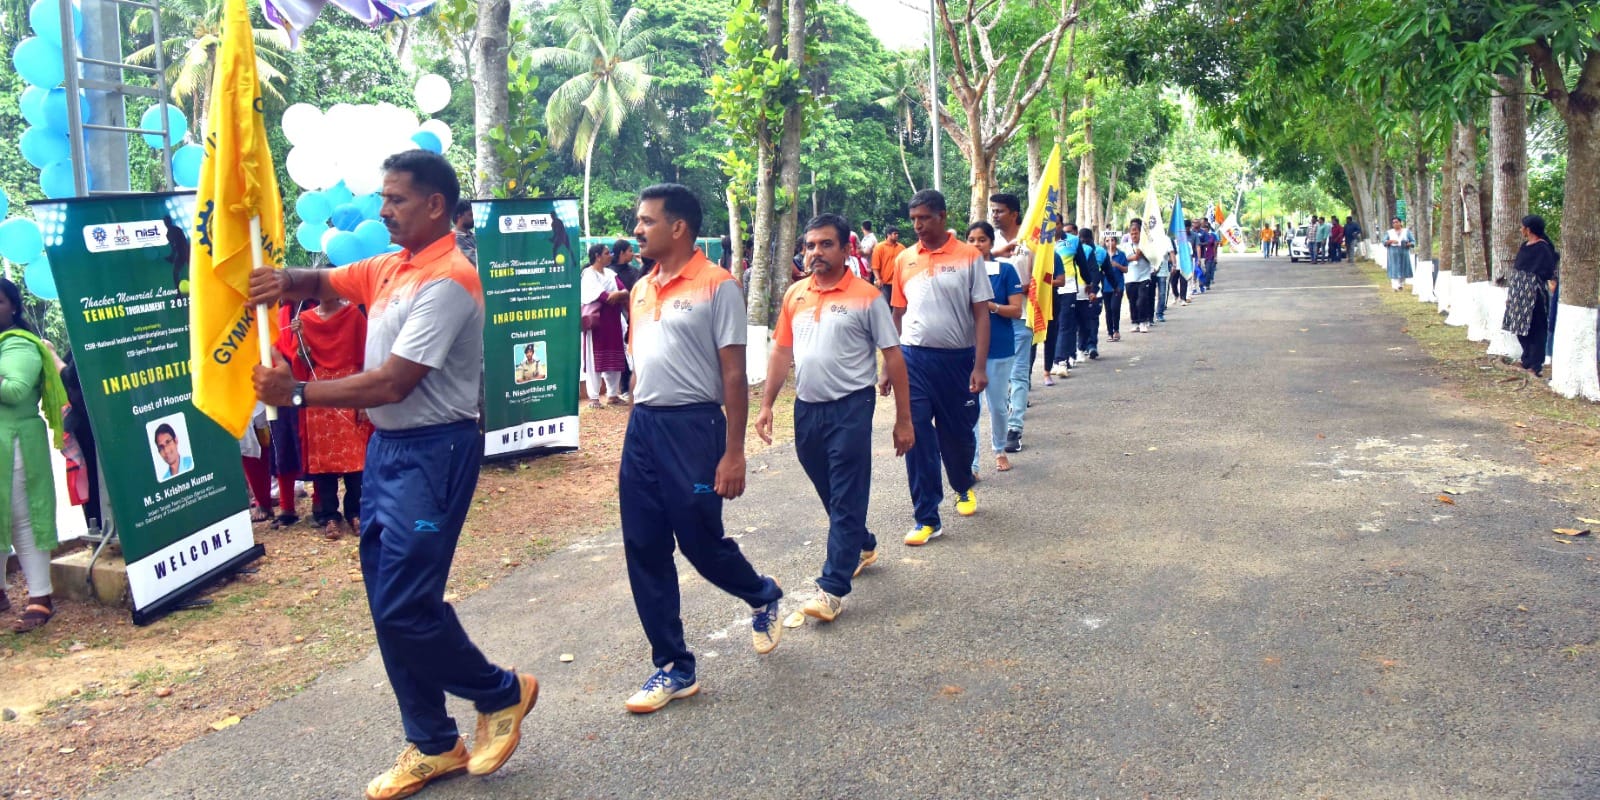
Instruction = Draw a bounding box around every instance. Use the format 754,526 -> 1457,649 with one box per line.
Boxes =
1103,250 -> 1127,294
984,259 -> 1022,359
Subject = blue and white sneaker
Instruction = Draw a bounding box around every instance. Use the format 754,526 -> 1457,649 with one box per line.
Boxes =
751,591 -> 783,654
624,668 -> 699,714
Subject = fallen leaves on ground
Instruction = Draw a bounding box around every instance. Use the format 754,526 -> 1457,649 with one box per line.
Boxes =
1553,528 -> 1592,537
1436,495 -> 1456,505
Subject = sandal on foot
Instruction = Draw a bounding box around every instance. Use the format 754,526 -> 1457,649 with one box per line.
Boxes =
250,508 -> 271,523
321,520 -> 344,541
996,455 -> 1012,472
271,514 -> 299,530
11,603 -> 53,633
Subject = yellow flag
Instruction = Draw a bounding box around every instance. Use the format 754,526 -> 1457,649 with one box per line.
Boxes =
1018,144 -> 1062,345
189,0 -> 284,438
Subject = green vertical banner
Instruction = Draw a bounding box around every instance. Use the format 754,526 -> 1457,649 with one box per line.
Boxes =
30,194 -> 262,624
475,197 -> 582,457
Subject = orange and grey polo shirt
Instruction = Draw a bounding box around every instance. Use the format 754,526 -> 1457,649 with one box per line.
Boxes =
629,250 -> 747,406
774,270 -> 900,403
891,235 -> 993,349
327,233 -> 485,431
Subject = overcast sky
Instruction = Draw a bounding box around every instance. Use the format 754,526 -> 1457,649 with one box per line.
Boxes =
846,0 -> 929,51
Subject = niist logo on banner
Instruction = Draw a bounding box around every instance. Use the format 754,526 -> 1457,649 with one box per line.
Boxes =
497,213 -> 554,234
83,220 -> 168,253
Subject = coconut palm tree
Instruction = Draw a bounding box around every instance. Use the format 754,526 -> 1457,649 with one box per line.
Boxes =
874,55 -> 923,196
126,0 -> 290,131
528,0 -> 656,238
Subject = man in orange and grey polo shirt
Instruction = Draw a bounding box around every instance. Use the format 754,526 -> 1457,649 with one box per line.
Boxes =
871,226 -> 905,305
618,183 -> 784,715
250,150 -> 536,800
883,189 -> 992,547
756,213 -> 913,625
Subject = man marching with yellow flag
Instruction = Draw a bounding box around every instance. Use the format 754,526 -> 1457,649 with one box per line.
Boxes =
188,0 -> 283,439
1017,145 -> 1063,349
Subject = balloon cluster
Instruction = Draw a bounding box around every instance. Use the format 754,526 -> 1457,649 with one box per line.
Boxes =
11,0 -> 200,197
0,187 -> 58,301
283,75 -> 456,266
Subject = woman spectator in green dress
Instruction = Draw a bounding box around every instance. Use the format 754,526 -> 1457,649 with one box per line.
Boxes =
0,277 -> 68,632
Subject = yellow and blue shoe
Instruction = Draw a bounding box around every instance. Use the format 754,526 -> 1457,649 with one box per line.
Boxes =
624,668 -> 699,714
752,594 -> 783,654
903,524 -> 942,546
955,489 -> 977,517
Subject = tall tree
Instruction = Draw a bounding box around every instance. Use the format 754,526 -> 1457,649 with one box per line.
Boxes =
931,0 -> 1078,216
875,56 -> 922,195
474,0 -> 511,195
127,0 -> 290,127
529,0 -> 657,238
1490,67 -> 1528,282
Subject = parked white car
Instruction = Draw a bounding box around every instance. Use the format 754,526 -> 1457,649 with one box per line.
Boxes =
1289,225 -> 1313,262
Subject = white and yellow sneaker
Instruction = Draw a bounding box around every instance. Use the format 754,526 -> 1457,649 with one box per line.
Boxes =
903,524 -> 942,546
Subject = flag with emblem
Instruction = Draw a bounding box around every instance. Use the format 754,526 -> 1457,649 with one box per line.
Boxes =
1018,143 -> 1062,344
189,0 -> 285,438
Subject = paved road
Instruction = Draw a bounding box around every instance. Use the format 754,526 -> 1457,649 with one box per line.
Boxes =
95,255 -> 1600,799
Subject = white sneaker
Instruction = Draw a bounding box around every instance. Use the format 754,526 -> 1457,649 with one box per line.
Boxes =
1076,350 -> 1089,362
1050,362 -> 1070,378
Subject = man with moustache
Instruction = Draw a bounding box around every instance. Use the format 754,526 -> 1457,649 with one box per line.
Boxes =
249,150 -> 537,800
618,183 -> 784,714
885,189 -> 992,546
757,213 -> 912,625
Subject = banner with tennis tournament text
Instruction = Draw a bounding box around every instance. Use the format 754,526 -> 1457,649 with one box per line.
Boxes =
30,193 -> 262,624
474,197 -> 582,457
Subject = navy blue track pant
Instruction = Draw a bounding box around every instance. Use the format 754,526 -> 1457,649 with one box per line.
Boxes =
360,420 -> 518,755
902,344 -> 978,529
795,387 -> 878,597
620,403 -> 781,677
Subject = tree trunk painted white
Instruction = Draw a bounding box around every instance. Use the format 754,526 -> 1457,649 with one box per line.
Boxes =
745,0 -> 785,327
1413,260 -> 1436,303
1551,305 -> 1600,400
771,0 -> 806,320
1435,268 -> 1454,314
1026,132 -> 1042,196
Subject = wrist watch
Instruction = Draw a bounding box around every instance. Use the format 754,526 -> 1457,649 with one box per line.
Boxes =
291,381 -> 308,407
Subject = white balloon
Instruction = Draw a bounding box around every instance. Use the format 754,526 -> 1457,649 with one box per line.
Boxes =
419,119 -> 453,153
324,103 -> 363,143
280,103 -> 324,147
375,102 -> 417,134
342,154 -> 384,196
414,74 -> 451,114
286,145 -> 323,189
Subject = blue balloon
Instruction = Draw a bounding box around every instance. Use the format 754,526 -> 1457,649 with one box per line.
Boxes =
29,0 -> 82,47
323,181 -> 353,207
410,130 -> 442,153
354,219 -> 390,252
40,159 -> 77,198
0,218 -> 45,265
295,191 -> 331,224
171,143 -> 203,187
325,231 -> 364,266
23,255 -> 57,301
19,86 -> 48,128
19,125 -> 70,168
296,221 -> 326,252
139,104 -> 187,148
0,187 -> 9,220
12,37 -> 64,88
384,244 -> 403,253
329,203 -> 363,232
42,88 -> 88,134
355,192 -> 382,220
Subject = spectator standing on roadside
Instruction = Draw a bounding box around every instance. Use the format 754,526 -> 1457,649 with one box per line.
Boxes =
617,183 -> 784,714
859,221 -> 878,262
888,189 -> 992,546
452,200 -> 476,266
756,213 -> 911,626
1330,218 -> 1345,262
296,292 -> 372,540
1317,215 -> 1333,265
1343,216 -> 1362,262
611,240 -> 643,399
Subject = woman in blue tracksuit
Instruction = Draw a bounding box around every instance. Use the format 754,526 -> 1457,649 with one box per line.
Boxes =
1101,233 -> 1127,342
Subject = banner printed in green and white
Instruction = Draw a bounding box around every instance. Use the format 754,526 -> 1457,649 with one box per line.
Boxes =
475,198 -> 582,457
30,194 -> 261,622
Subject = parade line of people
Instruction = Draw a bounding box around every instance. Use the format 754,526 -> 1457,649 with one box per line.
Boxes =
0,147 -> 1237,799
239,151 -> 1241,799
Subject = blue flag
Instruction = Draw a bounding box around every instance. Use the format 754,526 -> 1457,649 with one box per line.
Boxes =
1170,195 -> 1193,279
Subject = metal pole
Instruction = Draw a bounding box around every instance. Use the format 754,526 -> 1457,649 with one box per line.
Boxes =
928,0 -> 941,191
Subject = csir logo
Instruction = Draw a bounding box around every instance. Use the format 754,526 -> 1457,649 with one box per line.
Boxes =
91,227 -> 107,243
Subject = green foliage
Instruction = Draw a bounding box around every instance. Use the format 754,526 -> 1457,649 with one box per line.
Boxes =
487,39 -> 552,199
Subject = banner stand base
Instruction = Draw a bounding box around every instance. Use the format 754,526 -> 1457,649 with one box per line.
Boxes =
131,544 -> 265,626
483,445 -> 577,465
